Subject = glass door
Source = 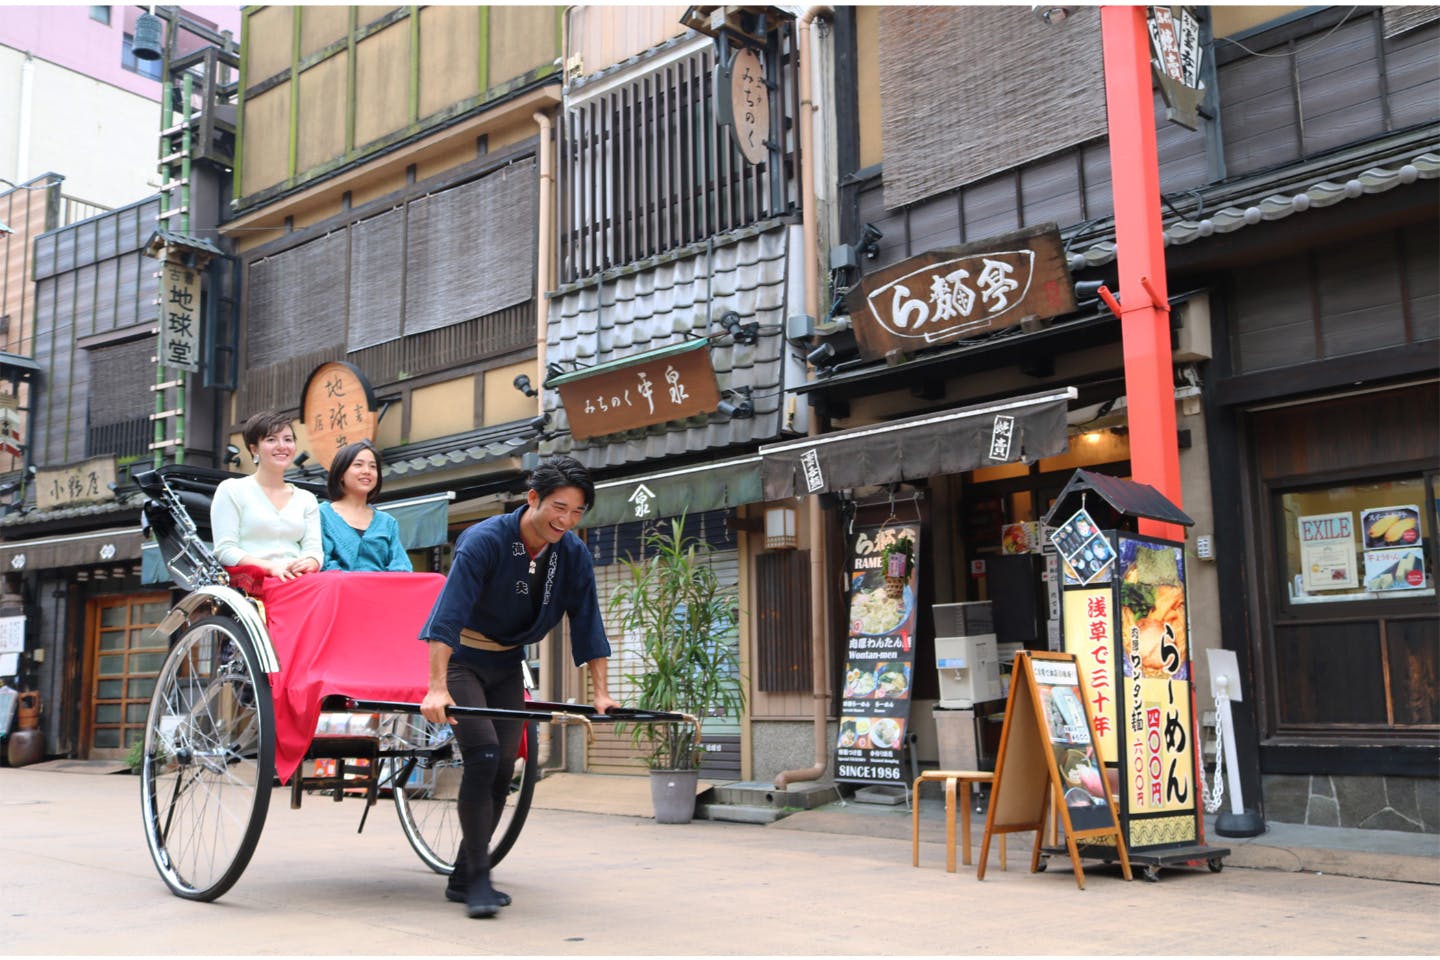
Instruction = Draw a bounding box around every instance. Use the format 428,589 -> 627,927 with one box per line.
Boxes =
85,593 -> 172,759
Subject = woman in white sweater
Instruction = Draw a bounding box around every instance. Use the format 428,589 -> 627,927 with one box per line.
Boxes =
210,411 -> 322,581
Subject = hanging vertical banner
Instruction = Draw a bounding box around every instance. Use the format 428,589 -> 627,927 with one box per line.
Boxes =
836,521 -> 921,785
159,261 -> 201,372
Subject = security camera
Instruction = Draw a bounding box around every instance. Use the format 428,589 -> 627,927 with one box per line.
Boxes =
859,223 -> 883,259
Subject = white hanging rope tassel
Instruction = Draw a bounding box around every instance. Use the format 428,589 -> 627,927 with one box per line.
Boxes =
1201,694 -> 1226,814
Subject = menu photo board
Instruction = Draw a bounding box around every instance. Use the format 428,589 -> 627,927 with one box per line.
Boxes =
1361,505 -> 1426,592
835,521 -> 921,785
978,650 -> 1130,889
1053,506 -> 1116,586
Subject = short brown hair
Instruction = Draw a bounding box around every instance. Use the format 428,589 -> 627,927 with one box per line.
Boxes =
241,411 -> 295,453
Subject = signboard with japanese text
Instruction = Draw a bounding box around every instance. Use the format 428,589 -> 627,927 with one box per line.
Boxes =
300,361 -> 378,473
0,616 -> 24,654
978,651 -> 1131,888
1298,511 -> 1359,591
159,262 -> 201,372
1060,531 -> 1201,852
553,342 -> 721,442
726,47 -> 769,165
1116,536 -> 1197,848
836,521 -> 921,785
1148,5 -> 1204,130
35,456 -> 117,511
1032,654 -> 1117,833
843,224 -> 1076,361
1064,588 -> 1118,765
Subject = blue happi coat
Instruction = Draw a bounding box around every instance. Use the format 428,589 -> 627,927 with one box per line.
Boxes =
418,505 -> 610,667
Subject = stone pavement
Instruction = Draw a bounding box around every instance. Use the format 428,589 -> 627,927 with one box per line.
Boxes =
2,765 -> 1438,956
533,771 -> 1440,885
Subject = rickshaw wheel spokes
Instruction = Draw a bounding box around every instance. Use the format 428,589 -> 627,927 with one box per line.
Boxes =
389,718 -> 538,873
140,614 -> 275,902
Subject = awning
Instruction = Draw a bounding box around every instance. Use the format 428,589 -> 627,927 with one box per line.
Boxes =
583,455 -> 765,528
759,388 -> 1077,499
141,492 -> 456,585
0,526 -> 145,573
378,491 -> 455,550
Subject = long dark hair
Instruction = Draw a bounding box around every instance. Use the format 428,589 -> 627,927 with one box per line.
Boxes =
528,455 -> 594,510
327,440 -> 383,503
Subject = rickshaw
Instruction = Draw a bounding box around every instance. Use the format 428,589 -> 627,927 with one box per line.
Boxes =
135,464 -> 686,902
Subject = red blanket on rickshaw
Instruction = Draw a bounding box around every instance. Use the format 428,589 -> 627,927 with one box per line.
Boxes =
233,569 -> 446,783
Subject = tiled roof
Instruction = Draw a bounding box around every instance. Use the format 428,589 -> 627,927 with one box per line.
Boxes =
1069,137 -> 1440,270
0,492 -> 145,529
382,417 -> 546,478
541,219 -> 797,471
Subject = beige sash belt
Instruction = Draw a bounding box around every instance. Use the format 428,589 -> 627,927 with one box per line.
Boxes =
459,628 -> 511,652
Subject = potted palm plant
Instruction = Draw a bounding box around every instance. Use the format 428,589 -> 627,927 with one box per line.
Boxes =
609,516 -> 745,823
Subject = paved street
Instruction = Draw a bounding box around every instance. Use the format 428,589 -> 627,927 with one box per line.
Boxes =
2,767 -> 1437,956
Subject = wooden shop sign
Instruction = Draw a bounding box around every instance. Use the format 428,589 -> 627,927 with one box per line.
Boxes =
844,224 -> 1076,361
300,361 -> 378,473
552,340 -> 722,442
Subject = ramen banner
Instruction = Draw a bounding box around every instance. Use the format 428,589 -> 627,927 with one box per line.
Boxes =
836,521 -> 921,785
1063,530 -> 1200,852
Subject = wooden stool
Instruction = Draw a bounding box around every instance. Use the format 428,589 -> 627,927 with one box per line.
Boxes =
912,770 -> 1005,873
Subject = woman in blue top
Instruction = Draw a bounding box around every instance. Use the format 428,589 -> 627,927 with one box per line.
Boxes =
319,440 -> 412,572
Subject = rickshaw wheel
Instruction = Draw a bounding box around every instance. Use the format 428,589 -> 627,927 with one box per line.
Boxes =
140,614 -> 275,902
391,719 -> 539,873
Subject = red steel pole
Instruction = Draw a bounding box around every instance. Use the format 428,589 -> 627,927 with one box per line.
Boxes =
1101,5 -> 1184,541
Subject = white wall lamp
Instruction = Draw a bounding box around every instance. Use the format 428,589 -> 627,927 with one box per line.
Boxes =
764,505 -> 798,550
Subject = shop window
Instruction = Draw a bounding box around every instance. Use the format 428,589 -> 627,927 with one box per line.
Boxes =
1278,475 -> 1433,606
557,26 -> 800,283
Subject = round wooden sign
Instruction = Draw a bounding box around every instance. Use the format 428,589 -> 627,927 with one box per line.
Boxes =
300,361 -> 378,473
729,47 -> 770,165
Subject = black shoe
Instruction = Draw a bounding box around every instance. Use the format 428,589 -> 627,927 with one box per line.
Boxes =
466,885 -> 504,919
447,883 -> 510,908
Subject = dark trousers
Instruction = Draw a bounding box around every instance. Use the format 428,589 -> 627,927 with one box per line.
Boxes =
447,657 -> 525,887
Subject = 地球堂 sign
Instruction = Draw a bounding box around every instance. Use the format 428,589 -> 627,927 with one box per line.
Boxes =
159,262 -> 201,372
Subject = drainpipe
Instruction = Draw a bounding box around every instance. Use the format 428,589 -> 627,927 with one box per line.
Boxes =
533,107 -> 558,769
774,4 -> 833,791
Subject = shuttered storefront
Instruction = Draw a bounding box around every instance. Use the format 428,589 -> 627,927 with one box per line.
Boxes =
584,511 -> 741,778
